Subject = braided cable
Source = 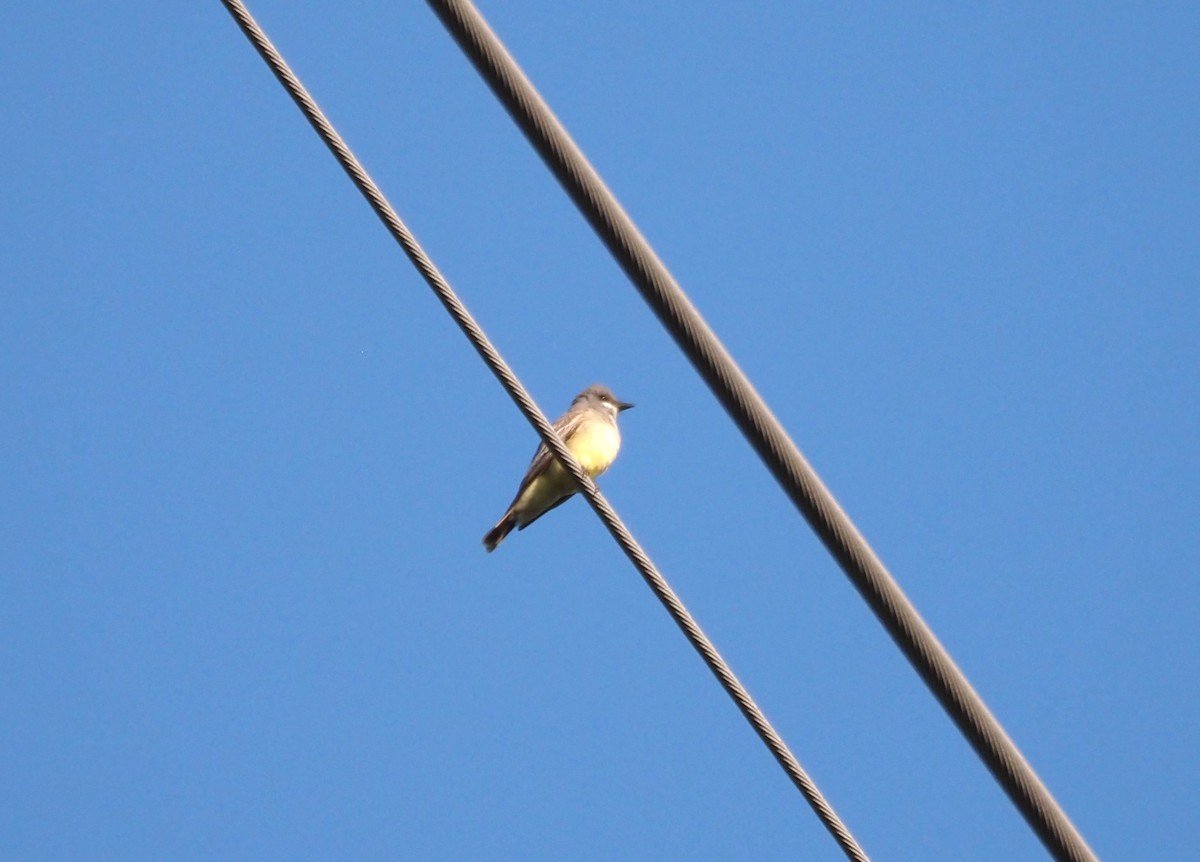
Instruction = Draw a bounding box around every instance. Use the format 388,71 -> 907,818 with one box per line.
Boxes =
423,2 -> 1099,861
218,2 -> 871,860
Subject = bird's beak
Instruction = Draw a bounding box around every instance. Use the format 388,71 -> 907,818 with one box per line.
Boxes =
618,400 -> 634,412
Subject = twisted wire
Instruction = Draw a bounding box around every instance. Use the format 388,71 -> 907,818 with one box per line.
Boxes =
423,2 -> 1099,861
219,2 -> 871,860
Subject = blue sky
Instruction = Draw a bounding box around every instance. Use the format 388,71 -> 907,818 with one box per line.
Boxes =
3,3 -> 1196,859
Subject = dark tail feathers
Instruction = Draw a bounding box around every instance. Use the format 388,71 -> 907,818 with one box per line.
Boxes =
483,510 -> 516,552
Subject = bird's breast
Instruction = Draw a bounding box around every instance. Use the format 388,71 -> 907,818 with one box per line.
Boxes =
568,419 -> 621,476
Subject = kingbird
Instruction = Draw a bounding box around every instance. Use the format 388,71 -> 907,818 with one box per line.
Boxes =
483,384 -> 634,552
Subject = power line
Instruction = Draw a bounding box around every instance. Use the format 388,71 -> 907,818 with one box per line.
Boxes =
421,2 -> 1099,862
218,2 -> 871,860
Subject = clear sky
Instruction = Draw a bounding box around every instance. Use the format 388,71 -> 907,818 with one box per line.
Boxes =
3,3 -> 1196,860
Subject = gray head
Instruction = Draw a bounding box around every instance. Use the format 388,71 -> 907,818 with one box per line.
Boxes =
574,384 -> 634,417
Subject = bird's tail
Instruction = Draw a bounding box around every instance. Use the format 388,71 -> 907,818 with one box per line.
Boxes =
483,510 -> 517,552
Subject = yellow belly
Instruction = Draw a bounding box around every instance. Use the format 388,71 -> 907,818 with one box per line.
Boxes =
567,418 -> 621,477
510,418 -> 622,526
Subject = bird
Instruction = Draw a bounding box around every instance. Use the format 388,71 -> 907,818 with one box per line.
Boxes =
483,384 -> 634,552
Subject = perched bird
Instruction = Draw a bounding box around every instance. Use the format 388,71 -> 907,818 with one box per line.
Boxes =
483,384 -> 634,552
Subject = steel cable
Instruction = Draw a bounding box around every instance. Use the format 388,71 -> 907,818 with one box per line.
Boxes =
218,2 -> 871,860
422,2 -> 1099,861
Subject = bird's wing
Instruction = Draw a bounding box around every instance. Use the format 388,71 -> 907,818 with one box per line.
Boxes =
513,410 -> 588,499
516,491 -> 574,531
